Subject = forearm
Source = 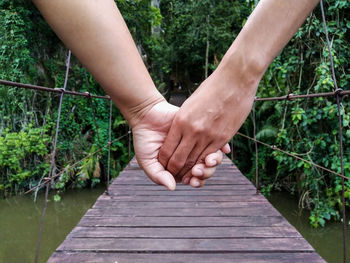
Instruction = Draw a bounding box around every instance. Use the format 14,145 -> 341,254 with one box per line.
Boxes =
33,0 -> 164,127
218,0 -> 320,84
159,0 -> 320,177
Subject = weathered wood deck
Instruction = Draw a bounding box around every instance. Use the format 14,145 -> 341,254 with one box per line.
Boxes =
48,157 -> 326,263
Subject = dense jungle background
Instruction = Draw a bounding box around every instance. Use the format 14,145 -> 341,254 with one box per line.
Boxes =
0,0 -> 349,227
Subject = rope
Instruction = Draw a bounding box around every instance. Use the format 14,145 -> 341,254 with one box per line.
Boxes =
34,50 -> 71,263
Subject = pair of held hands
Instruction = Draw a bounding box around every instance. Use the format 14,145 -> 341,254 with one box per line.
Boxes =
132,67 -> 257,191
32,0 -> 319,191
31,0 -> 258,190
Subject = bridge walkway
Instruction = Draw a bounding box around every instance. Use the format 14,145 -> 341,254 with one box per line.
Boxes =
48,157 -> 325,263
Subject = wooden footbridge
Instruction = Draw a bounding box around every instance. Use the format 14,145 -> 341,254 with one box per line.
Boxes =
48,157 -> 326,263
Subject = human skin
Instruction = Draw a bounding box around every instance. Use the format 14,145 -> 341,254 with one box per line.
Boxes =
32,0 -> 226,190
159,0 -> 320,186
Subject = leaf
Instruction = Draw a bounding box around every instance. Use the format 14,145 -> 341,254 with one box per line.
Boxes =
53,194 -> 61,202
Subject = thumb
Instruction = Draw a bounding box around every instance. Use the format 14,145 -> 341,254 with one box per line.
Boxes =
154,170 -> 176,191
140,160 -> 176,191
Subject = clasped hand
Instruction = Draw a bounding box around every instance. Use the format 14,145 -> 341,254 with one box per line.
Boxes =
132,101 -> 230,191
133,66 -> 258,191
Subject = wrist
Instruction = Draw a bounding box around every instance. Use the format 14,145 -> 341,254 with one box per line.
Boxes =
123,90 -> 166,128
217,40 -> 268,91
213,51 -> 261,100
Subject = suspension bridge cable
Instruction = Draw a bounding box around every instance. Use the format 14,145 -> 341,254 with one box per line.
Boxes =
34,50 -> 71,263
0,79 -> 111,100
236,132 -> 350,181
320,1 -> 347,261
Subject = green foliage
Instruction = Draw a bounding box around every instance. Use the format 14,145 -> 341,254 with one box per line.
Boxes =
147,0 -> 249,87
0,126 -> 50,194
0,0 -> 132,197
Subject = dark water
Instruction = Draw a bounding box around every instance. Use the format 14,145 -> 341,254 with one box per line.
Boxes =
268,192 -> 350,263
0,188 -> 349,263
0,187 -> 104,263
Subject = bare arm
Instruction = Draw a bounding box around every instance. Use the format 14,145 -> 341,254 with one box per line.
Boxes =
159,0 -> 320,185
33,0 -> 164,127
220,0 -> 320,80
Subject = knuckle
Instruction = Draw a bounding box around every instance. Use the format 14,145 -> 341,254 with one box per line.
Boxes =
174,115 -> 188,126
192,125 -> 205,135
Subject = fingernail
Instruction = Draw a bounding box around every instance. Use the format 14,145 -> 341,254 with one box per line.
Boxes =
210,159 -> 217,166
193,168 -> 203,176
183,178 -> 189,184
192,181 -> 200,187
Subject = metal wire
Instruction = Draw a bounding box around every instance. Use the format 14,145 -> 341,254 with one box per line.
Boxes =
320,1 -> 347,261
34,50 -> 71,263
0,79 -> 111,100
128,126 -> 132,161
252,102 -> 259,193
106,99 -> 113,195
254,90 -> 350,102
236,132 -> 350,181
230,139 -> 234,164
86,77 -> 102,146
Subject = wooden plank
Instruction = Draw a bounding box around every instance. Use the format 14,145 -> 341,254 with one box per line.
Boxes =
57,237 -> 314,252
85,206 -> 280,217
96,194 -> 267,202
107,184 -> 256,191
117,170 -> 241,177
113,180 -> 251,185
78,216 -> 291,227
114,177 -> 241,184
107,189 -> 257,196
69,226 -> 302,238
117,171 -> 237,180
92,201 -> 269,209
48,252 -> 326,263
